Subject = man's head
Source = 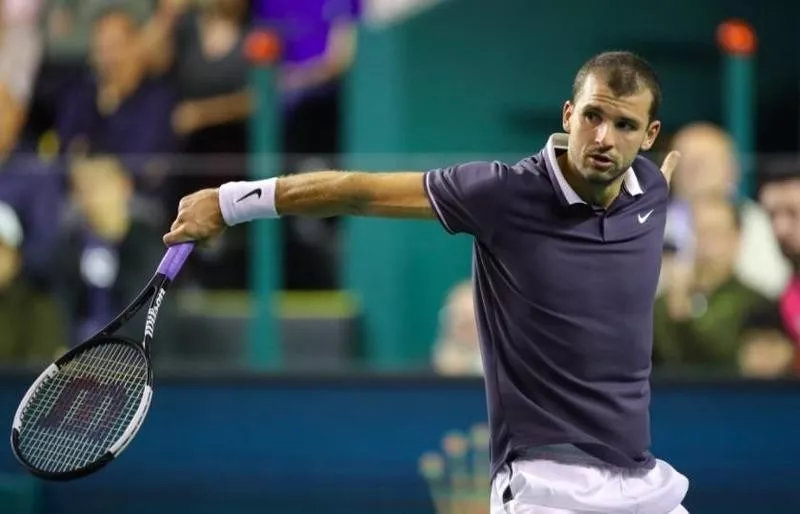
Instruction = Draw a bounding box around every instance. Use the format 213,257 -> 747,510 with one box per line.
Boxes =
70,156 -> 133,230
760,175 -> 800,269
433,280 -> 481,376
90,8 -> 141,83
670,122 -> 738,200
562,51 -> 662,187
691,196 -> 741,274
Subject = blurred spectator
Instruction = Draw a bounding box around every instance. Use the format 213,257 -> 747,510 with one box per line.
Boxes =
738,305 -> 794,379
653,196 -> 771,373
0,0 -> 44,152
141,0 -> 254,288
0,84 -> 64,289
664,122 -> 790,299
432,280 -> 482,376
54,157 -> 177,357
44,0 -> 153,61
759,170 -> 800,375
0,201 -> 67,365
55,6 -> 178,202
29,1 -> 154,140
254,0 -> 359,290
141,0 -> 252,176
257,0 -> 358,130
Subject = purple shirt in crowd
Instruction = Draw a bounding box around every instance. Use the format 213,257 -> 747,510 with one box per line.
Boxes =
0,145 -> 64,286
55,74 -> 178,184
254,0 -> 360,65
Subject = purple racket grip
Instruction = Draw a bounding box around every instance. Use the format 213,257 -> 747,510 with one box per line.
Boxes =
156,242 -> 195,280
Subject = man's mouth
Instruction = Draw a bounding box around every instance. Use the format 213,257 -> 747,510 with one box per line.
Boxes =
587,154 -> 614,170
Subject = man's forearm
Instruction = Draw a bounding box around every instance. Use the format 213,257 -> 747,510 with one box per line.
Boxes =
192,90 -> 252,129
219,170 -> 435,225
276,171 -> 434,218
138,5 -> 180,75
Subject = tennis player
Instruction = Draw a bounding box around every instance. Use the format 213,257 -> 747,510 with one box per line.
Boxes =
164,51 -> 688,513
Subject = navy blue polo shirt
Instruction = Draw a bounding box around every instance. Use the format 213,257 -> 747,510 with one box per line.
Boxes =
424,133 -> 668,478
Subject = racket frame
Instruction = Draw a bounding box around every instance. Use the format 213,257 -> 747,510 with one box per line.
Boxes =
10,272 -> 171,481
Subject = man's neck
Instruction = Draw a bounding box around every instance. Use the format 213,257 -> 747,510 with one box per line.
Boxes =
97,68 -> 143,114
90,211 -> 131,243
557,153 -> 623,208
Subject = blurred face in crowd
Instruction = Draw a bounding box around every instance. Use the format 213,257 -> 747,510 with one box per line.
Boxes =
761,179 -> 800,269
691,198 -> 740,273
562,72 -> 660,188
433,281 -> 481,376
70,158 -> 132,226
2,0 -> 41,23
90,12 -> 139,82
670,123 -> 737,200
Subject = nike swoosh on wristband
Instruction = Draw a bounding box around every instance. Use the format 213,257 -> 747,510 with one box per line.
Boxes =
236,188 -> 262,202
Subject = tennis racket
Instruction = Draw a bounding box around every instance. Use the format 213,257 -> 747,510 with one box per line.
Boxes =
10,242 -> 195,481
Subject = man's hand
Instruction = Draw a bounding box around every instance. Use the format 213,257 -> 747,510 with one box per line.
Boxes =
171,101 -> 204,136
163,188 -> 226,245
659,150 -> 681,187
664,258 -> 694,321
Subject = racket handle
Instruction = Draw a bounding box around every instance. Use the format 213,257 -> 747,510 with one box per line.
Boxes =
157,242 -> 195,280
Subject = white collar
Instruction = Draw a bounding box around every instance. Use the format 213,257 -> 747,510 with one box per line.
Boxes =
544,133 -> 643,205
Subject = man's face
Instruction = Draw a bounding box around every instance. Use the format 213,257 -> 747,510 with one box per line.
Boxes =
692,200 -> 739,272
70,158 -> 131,222
91,14 -> 136,80
562,73 -> 660,186
761,179 -> 800,267
670,127 -> 737,200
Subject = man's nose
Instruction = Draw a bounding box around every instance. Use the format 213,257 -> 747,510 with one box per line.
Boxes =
594,122 -> 614,147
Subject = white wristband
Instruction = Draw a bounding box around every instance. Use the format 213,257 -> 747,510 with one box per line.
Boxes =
218,178 -> 279,226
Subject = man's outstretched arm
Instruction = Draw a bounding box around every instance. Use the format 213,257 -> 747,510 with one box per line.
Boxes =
163,171 -> 433,245
274,171 -> 433,218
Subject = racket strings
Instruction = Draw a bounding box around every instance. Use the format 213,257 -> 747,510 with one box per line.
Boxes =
16,342 -> 148,473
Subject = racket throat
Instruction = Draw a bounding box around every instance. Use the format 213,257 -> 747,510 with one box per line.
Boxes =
144,288 -> 166,342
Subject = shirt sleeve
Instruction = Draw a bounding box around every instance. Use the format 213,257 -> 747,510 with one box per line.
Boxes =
326,0 -> 360,19
423,160 -> 509,239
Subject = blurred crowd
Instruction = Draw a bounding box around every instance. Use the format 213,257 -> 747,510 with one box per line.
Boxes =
0,0 -> 357,364
1,0 -> 799,380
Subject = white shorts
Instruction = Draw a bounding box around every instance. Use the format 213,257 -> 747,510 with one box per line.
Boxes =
490,446 -> 689,514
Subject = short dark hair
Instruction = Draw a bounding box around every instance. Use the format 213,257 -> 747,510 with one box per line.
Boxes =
757,158 -> 800,194
743,303 -> 787,335
572,51 -> 662,122
92,5 -> 142,29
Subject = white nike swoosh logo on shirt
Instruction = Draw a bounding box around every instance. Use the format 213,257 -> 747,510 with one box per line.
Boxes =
638,209 -> 655,224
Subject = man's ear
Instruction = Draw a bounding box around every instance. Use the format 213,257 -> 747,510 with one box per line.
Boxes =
641,120 -> 661,151
562,101 -> 573,133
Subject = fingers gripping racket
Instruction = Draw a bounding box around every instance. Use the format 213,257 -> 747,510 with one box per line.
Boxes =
10,242 -> 194,481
